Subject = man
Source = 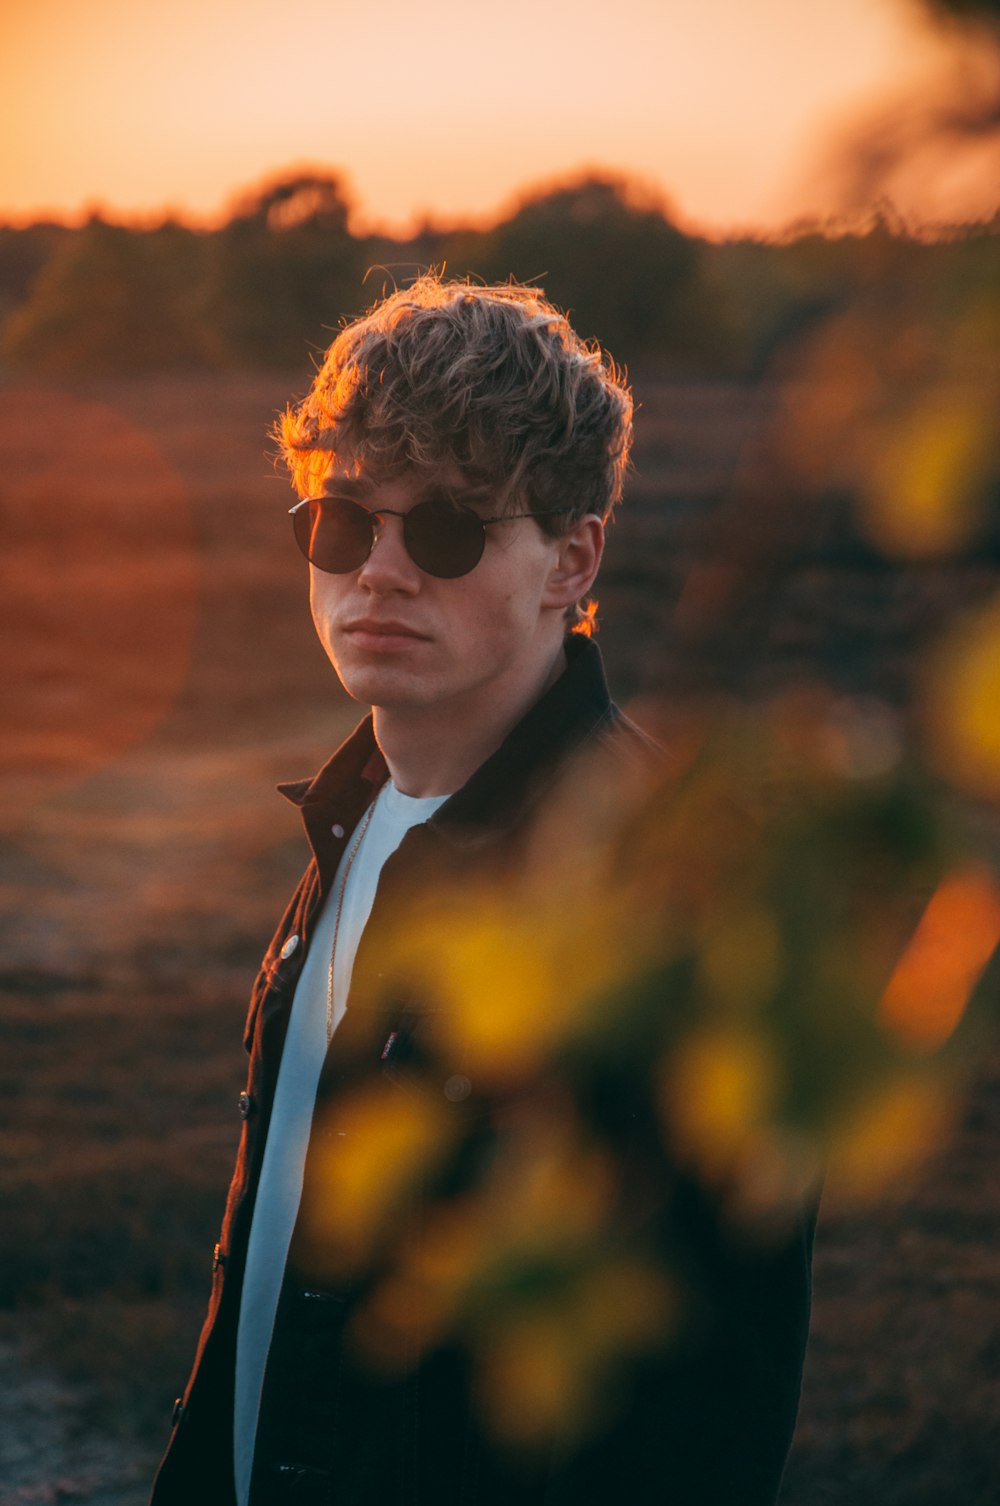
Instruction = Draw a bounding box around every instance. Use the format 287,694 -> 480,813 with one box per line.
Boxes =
151,275 -> 812,1506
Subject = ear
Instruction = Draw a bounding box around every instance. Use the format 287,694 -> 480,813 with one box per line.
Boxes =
542,514 -> 605,611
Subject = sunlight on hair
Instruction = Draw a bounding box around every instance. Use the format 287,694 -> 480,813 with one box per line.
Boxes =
571,597 -> 600,636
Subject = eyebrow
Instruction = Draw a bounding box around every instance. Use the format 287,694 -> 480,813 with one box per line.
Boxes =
318,477 -> 373,501
318,476 -> 499,509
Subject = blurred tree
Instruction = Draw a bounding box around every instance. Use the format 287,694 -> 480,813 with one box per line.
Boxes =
0,216 -> 209,376
701,209 -> 959,376
916,0 -> 1000,23
202,169 -> 368,367
823,0 -> 1000,228
448,173 -> 719,366
0,223 -> 71,328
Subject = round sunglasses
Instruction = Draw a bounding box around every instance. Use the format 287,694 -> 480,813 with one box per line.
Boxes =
289,493 -> 572,579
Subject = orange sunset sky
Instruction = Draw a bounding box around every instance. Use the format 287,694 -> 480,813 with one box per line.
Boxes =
1,0 -> 996,235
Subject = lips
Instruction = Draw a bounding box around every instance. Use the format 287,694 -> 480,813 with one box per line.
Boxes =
342,618 -> 430,650
345,618 -> 428,638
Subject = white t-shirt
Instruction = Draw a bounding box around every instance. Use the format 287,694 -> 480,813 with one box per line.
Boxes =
233,780 -> 449,1506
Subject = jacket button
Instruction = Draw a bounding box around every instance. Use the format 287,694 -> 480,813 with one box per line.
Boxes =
238,1090 -> 256,1119
171,1396 -> 184,1427
331,823 -> 345,839
213,1242 -> 226,1271
280,933 -> 300,960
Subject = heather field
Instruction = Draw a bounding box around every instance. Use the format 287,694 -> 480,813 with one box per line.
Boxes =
1,371 -> 998,1504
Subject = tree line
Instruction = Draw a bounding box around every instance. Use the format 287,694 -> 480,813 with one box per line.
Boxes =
0,169 -> 996,377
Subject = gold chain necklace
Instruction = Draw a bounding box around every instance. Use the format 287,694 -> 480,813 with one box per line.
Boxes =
326,789 -> 382,1044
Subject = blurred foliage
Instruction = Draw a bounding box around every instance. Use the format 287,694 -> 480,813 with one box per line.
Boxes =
0,223 -> 71,326
704,214 -> 1000,377
773,248 -> 997,558
1,168 -> 997,378
925,597 -> 1000,799
199,170 -> 368,366
916,0 -> 1000,23
0,217 -> 210,376
295,690 -> 999,1451
432,173 -> 714,362
826,0 -> 1000,237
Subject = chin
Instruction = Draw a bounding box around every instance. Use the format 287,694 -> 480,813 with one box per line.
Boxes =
333,662 -> 437,709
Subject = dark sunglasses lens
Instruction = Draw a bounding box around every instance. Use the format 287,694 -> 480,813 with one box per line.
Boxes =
404,499 -> 485,578
293,498 -> 373,574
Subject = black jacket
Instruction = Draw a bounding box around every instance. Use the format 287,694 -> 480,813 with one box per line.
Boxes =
150,637 -> 813,1506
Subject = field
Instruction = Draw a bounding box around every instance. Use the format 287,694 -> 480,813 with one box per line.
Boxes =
1,370 -> 998,1504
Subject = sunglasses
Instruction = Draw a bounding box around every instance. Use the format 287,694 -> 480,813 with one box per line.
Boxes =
289,492 -> 572,579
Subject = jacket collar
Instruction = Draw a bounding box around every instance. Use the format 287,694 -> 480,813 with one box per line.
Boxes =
277,716 -> 384,811
278,635 -> 618,850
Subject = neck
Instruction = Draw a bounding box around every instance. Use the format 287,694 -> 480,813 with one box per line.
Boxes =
373,641 -> 568,798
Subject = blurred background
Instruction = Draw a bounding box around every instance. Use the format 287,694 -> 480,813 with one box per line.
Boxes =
1,0 -> 999,1501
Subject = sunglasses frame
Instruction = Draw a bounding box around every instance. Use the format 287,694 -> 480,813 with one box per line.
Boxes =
289,493 -> 574,579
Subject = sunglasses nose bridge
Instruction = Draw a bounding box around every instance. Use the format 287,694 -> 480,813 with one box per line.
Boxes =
367,508 -> 386,549
356,506 -> 419,580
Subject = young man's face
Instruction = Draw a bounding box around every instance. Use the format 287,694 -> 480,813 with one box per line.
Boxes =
307,469 -> 578,723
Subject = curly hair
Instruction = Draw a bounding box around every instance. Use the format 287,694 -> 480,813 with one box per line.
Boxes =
277,274 -> 633,534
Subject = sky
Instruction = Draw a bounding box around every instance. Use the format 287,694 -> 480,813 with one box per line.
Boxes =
1,0 -> 994,235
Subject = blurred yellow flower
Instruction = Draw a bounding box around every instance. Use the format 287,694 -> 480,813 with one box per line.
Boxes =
864,394 -> 994,557
925,594 -> 1000,800
476,1256 -> 673,1447
385,891 -> 623,1081
572,1258 -> 675,1356
297,1085 -> 452,1273
478,1309 -> 593,1445
824,1074 -> 951,1200
661,1025 -> 781,1182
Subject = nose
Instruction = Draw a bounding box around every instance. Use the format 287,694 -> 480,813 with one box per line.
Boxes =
356,512 -> 419,593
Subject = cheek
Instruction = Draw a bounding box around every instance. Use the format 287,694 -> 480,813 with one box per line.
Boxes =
309,575 -> 348,657
308,580 -> 327,635
309,569 -> 340,618
485,542 -> 551,608
457,579 -> 526,647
